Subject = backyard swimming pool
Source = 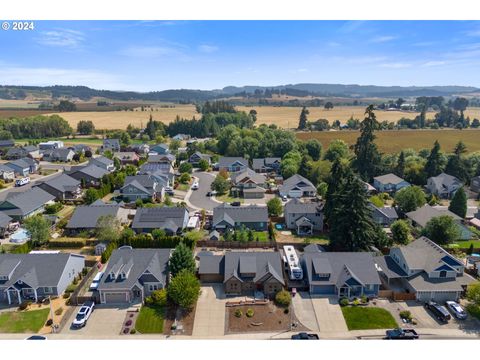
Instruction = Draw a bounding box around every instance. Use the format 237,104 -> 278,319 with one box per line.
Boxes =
10,228 -> 31,243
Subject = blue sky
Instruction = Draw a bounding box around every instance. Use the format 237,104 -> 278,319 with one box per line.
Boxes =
1,20 -> 480,91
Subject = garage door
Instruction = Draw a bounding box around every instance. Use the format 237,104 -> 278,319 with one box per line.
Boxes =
311,285 -> 335,295
104,292 -> 128,304
416,291 -> 459,303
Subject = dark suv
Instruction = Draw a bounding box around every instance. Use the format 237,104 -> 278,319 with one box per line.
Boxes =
424,301 -> 451,323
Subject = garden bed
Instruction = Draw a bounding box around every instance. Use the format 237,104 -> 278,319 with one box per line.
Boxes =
164,303 -> 197,336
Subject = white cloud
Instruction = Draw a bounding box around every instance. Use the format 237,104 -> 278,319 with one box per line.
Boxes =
369,35 -> 397,43
198,44 -> 219,53
465,29 -> 480,37
0,66 -> 128,90
422,61 -> 447,67
379,62 -> 412,69
36,29 -> 85,48
119,45 -> 183,58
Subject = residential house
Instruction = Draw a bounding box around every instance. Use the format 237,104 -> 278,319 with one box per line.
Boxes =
130,143 -> 150,155
471,175 -> 480,193
6,158 -> 39,176
0,253 -> 85,305
284,198 -> 324,234
131,207 -> 189,235
35,173 -> 82,201
212,204 -> 269,232
139,163 -> 175,187
375,236 -> 476,302
231,168 -> 267,199
188,152 -> 211,166
369,204 -> 398,227
113,152 -> 140,165
426,172 -> 463,199
5,146 -> 39,160
149,143 -> 170,155
89,156 -> 115,172
172,133 -> 190,141
279,174 -> 317,198
198,251 -> 285,296
67,164 -> 110,187
42,148 -> 75,162
97,248 -> 171,304
301,246 -> 381,297
65,203 -> 132,234
147,154 -> 176,165
0,139 -> 15,151
0,212 -> 14,238
373,173 -> 410,193
217,157 -> 249,173
102,138 -> 121,152
0,165 -> 15,182
38,141 -> 64,151
69,144 -> 92,155
0,187 -> 55,220
252,158 -> 281,173
406,204 -> 472,239
120,175 -> 164,202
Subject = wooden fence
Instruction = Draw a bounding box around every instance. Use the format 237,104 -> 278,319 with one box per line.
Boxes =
378,290 -> 393,299
377,289 -> 416,301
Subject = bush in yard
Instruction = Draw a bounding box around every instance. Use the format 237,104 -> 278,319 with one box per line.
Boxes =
149,289 -> 167,307
466,282 -> 480,306
234,309 -> 243,318
55,307 -> 64,316
46,319 -> 53,326
267,197 -> 283,217
179,162 -> 193,174
360,295 -> 368,304
167,270 -> 201,309
352,298 -> 360,306
63,293 -> 70,299
130,329 -> 136,334
179,172 -> 191,184
18,301 -> 31,311
399,310 -> 412,321
246,308 -> 254,317
275,290 -> 291,307
339,298 -> 349,307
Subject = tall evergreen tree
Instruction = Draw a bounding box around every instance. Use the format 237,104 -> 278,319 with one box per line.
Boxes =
329,172 -> 383,251
446,141 -> 469,182
448,187 -> 467,218
169,242 -> 196,277
297,106 -> 309,130
324,158 -> 349,223
352,105 -> 382,181
424,140 -> 443,178
395,151 -> 406,178
298,155 -> 313,179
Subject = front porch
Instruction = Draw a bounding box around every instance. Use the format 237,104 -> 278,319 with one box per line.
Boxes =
5,285 -> 39,305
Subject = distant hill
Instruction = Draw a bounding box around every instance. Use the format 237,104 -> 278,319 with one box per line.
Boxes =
0,83 -> 478,103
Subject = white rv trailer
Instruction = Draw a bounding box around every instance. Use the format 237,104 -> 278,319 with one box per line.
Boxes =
283,245 -> 303,280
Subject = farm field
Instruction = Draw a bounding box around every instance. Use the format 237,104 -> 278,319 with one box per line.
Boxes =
297,129 -> 480,154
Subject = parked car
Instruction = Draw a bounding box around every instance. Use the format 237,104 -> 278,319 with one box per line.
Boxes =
15,177 -> 30,187
446,301 -> 467,320
281,195 -> 288,202
25,335 -> 47,340
72,301 -> 95,328
206,190 -> 217,197
424,301 -> 451,323
89,271 -> 104,291
165,187 -> 174,196
230,201 -> 241,206
291,332 -> 319,340
191,182 -> 199,190
385,328 -> 419,340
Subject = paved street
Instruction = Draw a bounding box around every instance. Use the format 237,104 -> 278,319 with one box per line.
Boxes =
187,171 -> 220,212
0,170 -> 62,201
192,284 -> 226,338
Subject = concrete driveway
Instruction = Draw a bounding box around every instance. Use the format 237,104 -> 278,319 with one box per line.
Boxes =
292,292 -> 319,331
192,284 -> 226,338
311,296 -> 348,333
61,305 -> 129,338
187,171 -> 219,212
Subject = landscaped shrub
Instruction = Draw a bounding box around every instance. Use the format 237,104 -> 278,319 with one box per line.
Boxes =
123,328 -> 129,334
148,289 -> 167,307
63,293 -> 70,299
65,284 -> 77,293
130,329 -> 136,334
234,309 -> 243,318
339,298 -> 349,307
49,239 -> 86,248
352,298 -> 360,306
55,307 -> 63,316
46,319 -> 53,326
275,290 -> 291,307
399,310 -> 412,321
18,301 -> 32,311
246,308 -> 254,318
284,308 -> 289,314
360,295 -> 368,304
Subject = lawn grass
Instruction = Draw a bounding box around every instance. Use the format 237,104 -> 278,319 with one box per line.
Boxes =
176,183 -> 190,192
341,306 -> 398,331
296,233 -> 330,245
0,308 -> 50,333
217,193 -> 244,203
135,305 -> 165,334
447,240 -> 480,249
254,231 -> 269,242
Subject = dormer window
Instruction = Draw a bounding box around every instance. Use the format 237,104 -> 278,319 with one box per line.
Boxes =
120,272 -> 126,280
110,273 -> 115,280
0,275 -> 8,281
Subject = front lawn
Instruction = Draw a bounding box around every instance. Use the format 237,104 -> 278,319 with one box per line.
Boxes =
341,306 -> 397,331
217,194 -> 244,203
135,305 -> 165,334
447,240 -> 480,249
0,308 -> 50,333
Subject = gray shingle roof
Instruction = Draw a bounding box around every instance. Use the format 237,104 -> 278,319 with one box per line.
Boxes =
89,156 -> 114,167
212,204 -> 268,227
37,173 -> 80,193
373,173 -> 407,185
69,164 -> 109,179
66,204 -> 129,229
217,157 -> 248,168
98,248 -> 171,290
231,168 -> 266,185
279,174 -> 316,194
198,255 -> 224,275
302,252 -> 381,287
0,212 -> 12,228
0,253 -> 84,289
428,172 -> 462,191
0,187 -> 55,217
285,198 -> 323,215
406,204 -> 461,227
223,251 -> 284,285
131,207 -> 188,232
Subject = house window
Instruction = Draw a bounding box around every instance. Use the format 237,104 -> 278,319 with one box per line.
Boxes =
44,287 -> 53,294
149,284 -> 158,291
439,270 -> 447,278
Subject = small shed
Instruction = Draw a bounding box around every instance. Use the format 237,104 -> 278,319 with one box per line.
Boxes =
95,242 -> 107,256
208,230 -> 220,241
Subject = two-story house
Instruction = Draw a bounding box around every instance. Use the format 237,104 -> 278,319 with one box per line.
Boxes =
252,158 -> 281,173
375,236 -> 476,302
230,168 -> 267,199
120,175 -> 164,202
102,138 -> 121,153
373,173 -> 411,193
279,174 -> 317,198
35,173 -> 82,201
426,172 -> 463,199
217,157 -> 249,173
284,198 -> 324,234
89,156 -> 115,172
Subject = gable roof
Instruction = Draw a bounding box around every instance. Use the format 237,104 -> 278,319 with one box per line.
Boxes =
231,168 -> 266,185
0,187 -> 55,217
37,173 -> 80,193
429,172 -> 462,189
97,248 -> 172,291
103,138 -> 120,147
66,204 -> 129,229
0,212 -> 12,228
131,207 -> 188,232
0,253 -> 85,289
406,204 -> 461,227
147,154 -> 175,163
280,174 -> 316,193
212,204 -> 268,227
68,164 -> 109,180
217,157 -> 248,168
6,158 -> 32,170
369,204 -> 398,220
373,173 -> 407,185
124,175 -> 158,194
284,198 -> 323,215
89,156 -> 114,167
302,252 -> 381,287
